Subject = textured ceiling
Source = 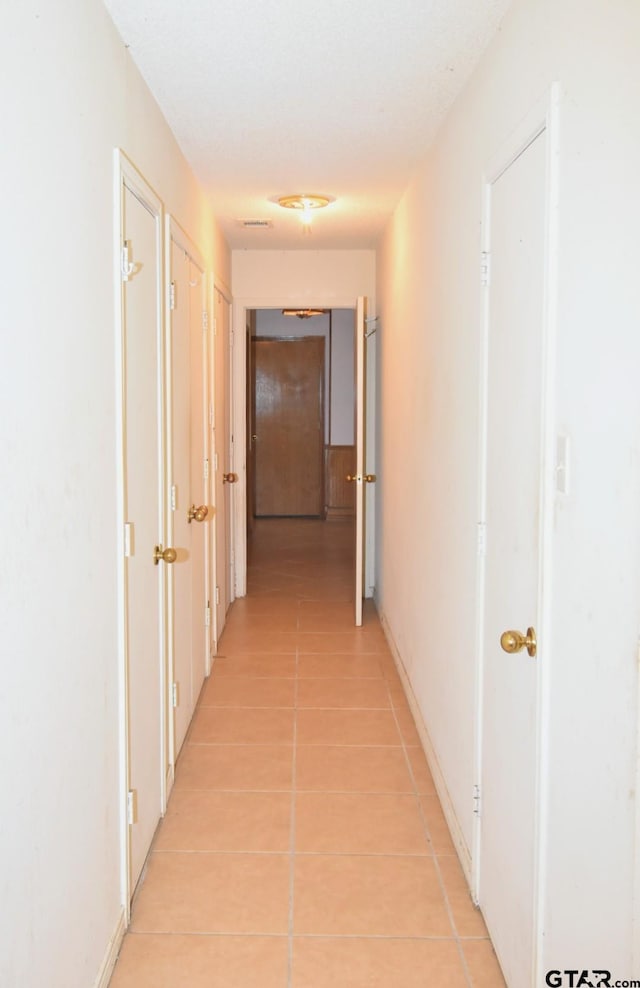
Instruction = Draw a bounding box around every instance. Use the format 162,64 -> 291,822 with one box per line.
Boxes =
103,0 -> 512,249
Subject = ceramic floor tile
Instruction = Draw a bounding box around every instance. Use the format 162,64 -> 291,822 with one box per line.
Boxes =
199,675 -> 296,707
130,852 -> 290,934
224,611 -> 299,631
297,631 -> 388,654
297,654 -> 384,679
405,746 -> 437,794
296,744 -> 414,792
296,678 -> 390,709
174,744 -> 293,791
297,610 -> 364,632
394,707 -> 423,745
110,934 -> 288,988
296,708 -> 401,746
438,855 -> 489,938
212,654 -> 297,677
295,792 -> 430,854
420,795 -> 457,854
231,596 -> 300,616
292,937 -> 468,988
294,854 -> 453,937
218,631 -> 298,654
463,939 -> 508,987
154,790 -> 291,851
189,707 -> 295,744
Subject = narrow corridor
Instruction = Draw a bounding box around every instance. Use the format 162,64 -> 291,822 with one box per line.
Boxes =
110,520 -> 505,987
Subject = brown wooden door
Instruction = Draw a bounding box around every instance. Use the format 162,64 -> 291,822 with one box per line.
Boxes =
253,336 -> 324,517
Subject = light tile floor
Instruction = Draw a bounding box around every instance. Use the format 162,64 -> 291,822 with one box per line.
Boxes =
110,519 -> 506,987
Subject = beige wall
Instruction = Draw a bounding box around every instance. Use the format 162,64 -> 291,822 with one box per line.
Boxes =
232,249 -> 375,307
1,2 -> 229,986
376,0 -> 640,974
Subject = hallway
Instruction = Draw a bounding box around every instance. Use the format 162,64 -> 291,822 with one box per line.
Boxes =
110,520 -> 505,987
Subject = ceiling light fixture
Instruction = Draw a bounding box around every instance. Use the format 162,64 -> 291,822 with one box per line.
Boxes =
282,308 -> 328,319
277,194 -> 334,232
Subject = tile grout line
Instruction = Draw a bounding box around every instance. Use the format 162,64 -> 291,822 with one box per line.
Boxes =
287,603 -> 302,988
386,671 -> 476,988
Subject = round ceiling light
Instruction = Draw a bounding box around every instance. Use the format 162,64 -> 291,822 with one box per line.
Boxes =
277,194 -> 333,212
276,194 -> 334,228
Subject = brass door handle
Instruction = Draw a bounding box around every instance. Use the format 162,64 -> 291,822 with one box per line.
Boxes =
188,504 -> 208,523
500,627 -> 537,658
223,472 -> 238,484
346,474 -> 358,483
154,544 -> 177,565
364,474 -> 376,483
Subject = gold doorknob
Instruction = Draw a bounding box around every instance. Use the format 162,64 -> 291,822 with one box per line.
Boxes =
154,544 -> 177,565
346,474 -> 358,483
364,474 -> 376,483
188,504 -> 208,523
223,472 -> 238,484
500,627 -> 537,658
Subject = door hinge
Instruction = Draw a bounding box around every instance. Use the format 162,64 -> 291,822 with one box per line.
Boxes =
170,484 -> 177,511
477,522 -> 487,558
121,242 -> 134,282
481,251 -> 491,287
204,458 -> 210,481
127,789 -> 138,825
473,784 -> 481,818
205,604 -> 211,627
169,281 -> 176,310
171,682 -> 179,708
202,310 -> 208,331
215,586 -> 220,606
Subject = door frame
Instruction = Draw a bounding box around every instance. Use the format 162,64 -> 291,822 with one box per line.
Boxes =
232,298 -> 376,600
210,280 -> 233,649
113,149 -> 168,917
473,84 -> 560,983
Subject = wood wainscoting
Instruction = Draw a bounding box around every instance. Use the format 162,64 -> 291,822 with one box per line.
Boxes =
324,445 -> 356,519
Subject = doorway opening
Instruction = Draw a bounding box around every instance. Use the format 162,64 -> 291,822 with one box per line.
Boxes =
247,308 -> 356,528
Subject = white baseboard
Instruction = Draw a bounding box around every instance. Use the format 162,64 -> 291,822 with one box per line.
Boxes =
93,909 -> 126,988
378,608 -> 473,885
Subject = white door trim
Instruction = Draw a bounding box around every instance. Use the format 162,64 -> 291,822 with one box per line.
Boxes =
113,148 -> 167,918
473,84 -> 560,985
231,296 -> 375,600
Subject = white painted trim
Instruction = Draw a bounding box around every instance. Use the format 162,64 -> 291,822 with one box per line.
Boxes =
379,609 -> 472,882
232,296 -> 376,603
633,655 -> 640,973
474,83 -> 560,988
113,149 -> 130,925
113,148 -> 167,914
534,82 -> 561,987
92,909 -> 126,988
163,217 -> 177,787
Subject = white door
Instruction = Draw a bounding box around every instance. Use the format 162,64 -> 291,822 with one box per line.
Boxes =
119,170 -> 167,895
168,236 -> 192,754
212,288 -> 233,644
167,228 -> 208,756
188,256 -> 208,697
353,296 -> 367,626
479,125 -> 550,987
